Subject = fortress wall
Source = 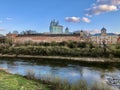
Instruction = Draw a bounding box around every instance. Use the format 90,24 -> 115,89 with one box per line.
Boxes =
14,35 -> 81,43
7,34 -> 120,44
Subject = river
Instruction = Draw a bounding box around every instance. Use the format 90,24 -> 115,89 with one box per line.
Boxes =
0,58 -> 120,88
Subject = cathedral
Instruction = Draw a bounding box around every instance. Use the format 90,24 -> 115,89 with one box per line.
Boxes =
49,20 -> 63,34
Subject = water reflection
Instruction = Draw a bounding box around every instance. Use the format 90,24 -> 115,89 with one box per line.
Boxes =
0,59 -> 120,85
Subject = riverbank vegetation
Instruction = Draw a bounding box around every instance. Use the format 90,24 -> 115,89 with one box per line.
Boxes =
0,69 -> 115,90
24,69 -> 114,90
0,41 -> 120,58
0,69 -> 50,90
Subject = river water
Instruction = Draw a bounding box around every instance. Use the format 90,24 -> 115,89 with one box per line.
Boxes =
0,58 -> 120,86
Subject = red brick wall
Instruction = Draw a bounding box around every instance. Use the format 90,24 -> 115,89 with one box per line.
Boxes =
11,35 -> 85,43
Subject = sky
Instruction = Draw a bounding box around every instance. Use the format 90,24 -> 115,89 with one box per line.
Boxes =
0,0 -> 120,35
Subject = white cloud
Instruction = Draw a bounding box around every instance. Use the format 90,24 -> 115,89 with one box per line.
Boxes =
65,16 -> 91,23
86,0 -> 120,16
65,16 -> 80,23
82,17 -> 91,23
6,17 -> 13,21
99,5 -> 117,11
87,4 -> 117,16
65,0 -> 120,23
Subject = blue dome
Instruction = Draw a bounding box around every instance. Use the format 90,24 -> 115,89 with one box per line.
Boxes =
101,27 -> 107,31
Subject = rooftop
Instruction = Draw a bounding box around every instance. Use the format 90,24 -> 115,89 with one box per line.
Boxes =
93,33 -> 118,36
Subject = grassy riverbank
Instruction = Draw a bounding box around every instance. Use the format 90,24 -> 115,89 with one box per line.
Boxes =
0,69 -> 116,90
0,69 -> 50,90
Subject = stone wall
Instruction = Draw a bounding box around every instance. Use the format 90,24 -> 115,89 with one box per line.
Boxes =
6,33 -> 120,44
7,34 -> 87,44
15,36 -> 81,43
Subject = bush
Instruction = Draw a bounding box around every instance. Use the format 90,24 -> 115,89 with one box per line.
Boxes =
0,42 -> 120,58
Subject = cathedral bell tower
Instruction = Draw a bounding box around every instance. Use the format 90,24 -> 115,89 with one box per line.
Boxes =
101,27 -> 107,36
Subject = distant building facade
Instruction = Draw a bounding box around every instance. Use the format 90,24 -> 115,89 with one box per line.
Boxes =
90,27 -> 119,44
49,20 -> 63,34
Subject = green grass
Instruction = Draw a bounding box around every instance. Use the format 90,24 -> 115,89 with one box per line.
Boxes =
0,70 -> 50,90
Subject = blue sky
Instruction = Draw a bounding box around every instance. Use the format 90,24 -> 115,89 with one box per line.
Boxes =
0,0 -> 120,35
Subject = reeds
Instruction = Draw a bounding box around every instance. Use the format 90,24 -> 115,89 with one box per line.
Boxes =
25,69 -> 114,90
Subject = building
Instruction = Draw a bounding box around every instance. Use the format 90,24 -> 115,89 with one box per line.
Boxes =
6,20 -> 90,44
5,19 -> 120,45
90,27 -> 118,44
49,20 -> 63,34
65,27 -> 69,34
